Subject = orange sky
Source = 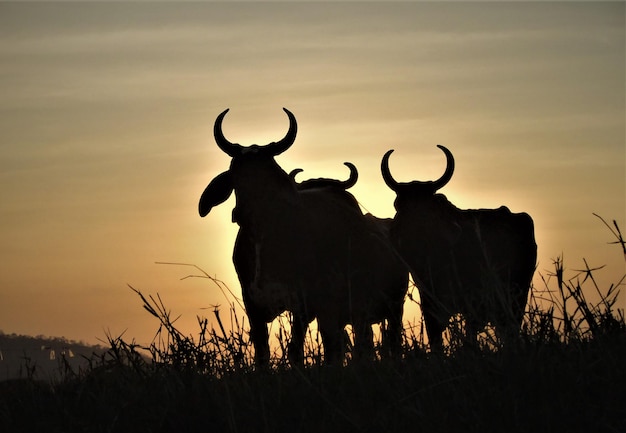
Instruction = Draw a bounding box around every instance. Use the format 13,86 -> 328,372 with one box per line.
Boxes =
1,2 -> 624,346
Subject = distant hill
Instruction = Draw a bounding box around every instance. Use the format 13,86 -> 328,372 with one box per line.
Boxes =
0,331 -> 108,381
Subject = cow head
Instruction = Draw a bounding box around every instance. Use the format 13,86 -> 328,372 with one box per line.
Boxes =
381,145 -> 460,250
199,108 -> 298,224
381,145 -> 455,213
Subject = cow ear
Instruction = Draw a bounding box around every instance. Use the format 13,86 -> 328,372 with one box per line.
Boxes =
199,171 -> 233,217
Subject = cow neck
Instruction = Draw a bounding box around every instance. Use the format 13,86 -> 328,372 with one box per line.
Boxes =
232,175 -> 302,236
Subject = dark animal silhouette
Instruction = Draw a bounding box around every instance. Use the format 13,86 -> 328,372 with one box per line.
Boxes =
199,108 -> 407,365
290,164 -> 409,359
381,145 -> 537,350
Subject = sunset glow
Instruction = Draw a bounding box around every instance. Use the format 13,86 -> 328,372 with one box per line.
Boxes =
1,2 -> 624,346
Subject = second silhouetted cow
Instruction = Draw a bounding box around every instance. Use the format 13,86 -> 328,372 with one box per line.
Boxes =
381,145 -> 537,350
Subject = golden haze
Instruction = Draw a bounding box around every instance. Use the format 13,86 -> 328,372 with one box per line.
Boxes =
0,2 -> 623,345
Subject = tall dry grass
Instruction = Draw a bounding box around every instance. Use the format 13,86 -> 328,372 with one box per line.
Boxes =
86,215 -> 626,372
1,216 -> 624,433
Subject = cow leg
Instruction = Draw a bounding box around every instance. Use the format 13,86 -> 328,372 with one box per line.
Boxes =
318,320 -> 345,366
352,321 -> 374,362
248,313 -> 270,368
384,308 -> 404,358
494,312 -> 523,347
464,318 -> 481,350
287,313 -> 308,367
423,311 -> 445,353
495,289 -> 528,346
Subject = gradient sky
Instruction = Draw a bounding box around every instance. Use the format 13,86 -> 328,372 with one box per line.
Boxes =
1,2 -> 624,346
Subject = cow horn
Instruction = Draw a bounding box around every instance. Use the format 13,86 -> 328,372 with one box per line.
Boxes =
263,108 -> 297,156
214,108 -> 297,157
289,163 -> 357,189
342,162 -> 358,188
288,168 -> 304,181
431,145 -> 455,191
214,109 -> 244,157
381,149 -> 400,192
382,146 -> 455,193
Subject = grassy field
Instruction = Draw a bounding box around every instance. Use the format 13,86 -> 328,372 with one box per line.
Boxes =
1,218 -> 625,433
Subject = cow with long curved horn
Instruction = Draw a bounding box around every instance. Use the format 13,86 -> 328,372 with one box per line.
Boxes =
289,163 -> 409,359
381,145 -> 537,351
199,108 -> 408,365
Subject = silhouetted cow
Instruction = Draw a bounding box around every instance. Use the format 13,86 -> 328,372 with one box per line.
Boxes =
381,145 -> 537,350
290,164 -> 409,359
199,108 -> 407,365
